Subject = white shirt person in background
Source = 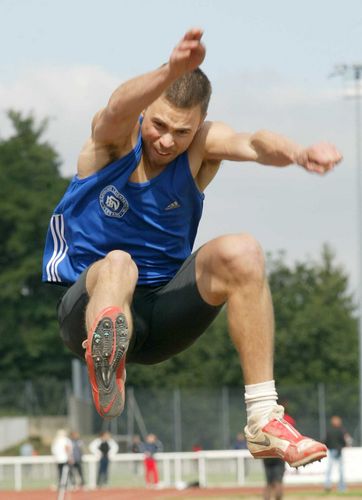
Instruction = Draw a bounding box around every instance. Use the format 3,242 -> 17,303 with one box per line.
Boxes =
51,429 -> 72,489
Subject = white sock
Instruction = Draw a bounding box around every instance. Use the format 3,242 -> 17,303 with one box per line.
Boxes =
244,380 -> 278,428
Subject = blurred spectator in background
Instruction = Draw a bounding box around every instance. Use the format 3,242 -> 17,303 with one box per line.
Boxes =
20,441 -> 34,477
131,434 -> 143,453
20,441 -> 34,457
89,431 -> 119,487
142,433 -> 162,487
232,432 -> 247,450
263,458 -> 285,500
69,431 -> 85,489
131,434 -> 143,474
51,429 -> 72,489
262,404 -> 295,500
324,416 -> 350,493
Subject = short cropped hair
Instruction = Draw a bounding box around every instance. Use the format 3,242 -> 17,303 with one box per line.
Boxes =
164,68 -> 212,115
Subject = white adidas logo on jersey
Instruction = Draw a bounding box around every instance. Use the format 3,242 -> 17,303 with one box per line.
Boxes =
165,201 -> 181,210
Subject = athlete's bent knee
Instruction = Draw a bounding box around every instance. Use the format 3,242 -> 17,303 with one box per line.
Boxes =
105,249 -> 133,267
218,233 -> 265,281
86,251 -> 138,295
102,250 -> 138,281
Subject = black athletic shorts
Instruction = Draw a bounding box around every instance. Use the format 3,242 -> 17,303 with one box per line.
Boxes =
263,458 -> 286,484
57,250 -> 223,364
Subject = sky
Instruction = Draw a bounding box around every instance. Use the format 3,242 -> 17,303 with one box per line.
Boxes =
2,0 -> 362,291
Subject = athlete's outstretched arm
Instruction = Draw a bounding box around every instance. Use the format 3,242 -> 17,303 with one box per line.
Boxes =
92,28 -> 206,146
202,121 -> 342,174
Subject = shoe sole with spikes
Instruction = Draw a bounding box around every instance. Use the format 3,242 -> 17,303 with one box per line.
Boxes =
85,307 -> 129,419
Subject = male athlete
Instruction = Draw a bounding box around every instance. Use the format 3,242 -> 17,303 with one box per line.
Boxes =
43,28 -> 342,467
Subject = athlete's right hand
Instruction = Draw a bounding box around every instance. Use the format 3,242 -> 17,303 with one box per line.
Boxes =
169,28 -> 206,77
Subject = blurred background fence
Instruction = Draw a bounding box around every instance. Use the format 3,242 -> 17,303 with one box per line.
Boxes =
2,448 -> 362,492
0,372 -> 359,453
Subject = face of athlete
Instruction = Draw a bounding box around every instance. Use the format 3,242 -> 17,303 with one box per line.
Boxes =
141,96 -> 204,168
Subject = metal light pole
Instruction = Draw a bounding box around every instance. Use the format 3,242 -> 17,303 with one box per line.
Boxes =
331,64 -> 362,444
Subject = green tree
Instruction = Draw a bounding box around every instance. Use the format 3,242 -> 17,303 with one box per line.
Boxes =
268,245 -> 358,385
0,111 -> 71,380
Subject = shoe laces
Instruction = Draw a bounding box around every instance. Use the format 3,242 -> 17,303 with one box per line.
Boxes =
245,404 -> 285,437
268,404 -> 285,421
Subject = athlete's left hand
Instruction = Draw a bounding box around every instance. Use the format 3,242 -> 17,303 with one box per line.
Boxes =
296,143 -> 343,174
169,28 -> 206,78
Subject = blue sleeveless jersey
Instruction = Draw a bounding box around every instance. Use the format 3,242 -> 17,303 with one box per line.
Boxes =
42,131 -> 204,286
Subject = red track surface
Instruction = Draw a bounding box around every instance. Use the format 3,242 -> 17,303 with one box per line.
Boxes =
1,485 -> 362,500
1,487 -> 261,499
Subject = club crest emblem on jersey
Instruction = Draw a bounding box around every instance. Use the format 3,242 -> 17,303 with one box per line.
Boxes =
99,185 -> 129,218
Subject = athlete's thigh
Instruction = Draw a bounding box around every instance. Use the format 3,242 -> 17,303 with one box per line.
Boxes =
127,250 -> 223,364
57,269 -> 89,359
